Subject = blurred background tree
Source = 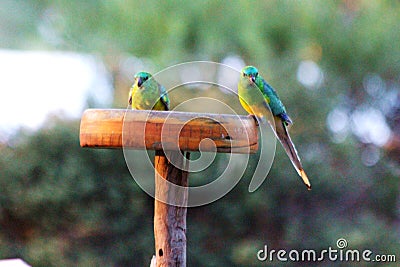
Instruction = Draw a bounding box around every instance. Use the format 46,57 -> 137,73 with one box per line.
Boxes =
0,0 -> 399,266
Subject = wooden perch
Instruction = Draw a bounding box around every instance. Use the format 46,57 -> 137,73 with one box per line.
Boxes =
79,108 -> 259,267
80,109 -> 258,153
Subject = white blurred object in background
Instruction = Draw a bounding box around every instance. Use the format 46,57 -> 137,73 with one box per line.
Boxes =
0,259 -> 31,267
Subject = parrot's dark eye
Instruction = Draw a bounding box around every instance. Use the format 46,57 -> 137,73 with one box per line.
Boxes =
143,76 -> 148,81
243,73 -> 247,77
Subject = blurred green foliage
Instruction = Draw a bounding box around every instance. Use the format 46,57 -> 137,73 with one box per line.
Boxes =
1,0 -> 399,266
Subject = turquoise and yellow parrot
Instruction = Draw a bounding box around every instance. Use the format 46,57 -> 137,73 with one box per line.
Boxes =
238,66 -> 311,190
128,71 -> 190,171
128,71 -> 170,111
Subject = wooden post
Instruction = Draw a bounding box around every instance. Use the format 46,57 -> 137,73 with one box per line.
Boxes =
154,150 -> 189,266
79,109 -> 258,267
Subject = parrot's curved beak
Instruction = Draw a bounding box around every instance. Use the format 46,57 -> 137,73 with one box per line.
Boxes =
137,77 -> 143,87
249,76 -> 256,83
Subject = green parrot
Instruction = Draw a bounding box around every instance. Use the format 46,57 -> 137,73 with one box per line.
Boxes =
128,71 -> 190,173
128,71 -> 170,111
238,66 -> 311,190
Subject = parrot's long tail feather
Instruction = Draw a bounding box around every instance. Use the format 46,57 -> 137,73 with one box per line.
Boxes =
273,116 -> 311,190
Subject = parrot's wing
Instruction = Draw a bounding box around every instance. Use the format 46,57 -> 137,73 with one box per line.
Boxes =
277,112 -> 293,126
128,88 -> 133,106
261,79 -> 290,121
158,84 -> 170,111
271,116 -> 311,190
261,79 -> 280,101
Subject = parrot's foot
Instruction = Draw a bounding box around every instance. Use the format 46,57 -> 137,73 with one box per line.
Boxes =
249,114 -> 259,126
